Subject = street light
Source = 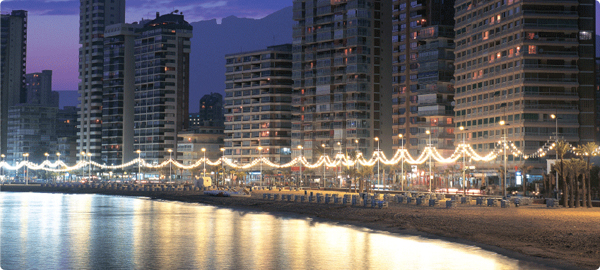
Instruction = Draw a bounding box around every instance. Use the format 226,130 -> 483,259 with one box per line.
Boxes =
426,130 -> 432,192
44,152 -> 49,163
550,114 -> 559,199
375,137 -> 380,188
87,152 -> 92,182
399,134 -> 404,191
23,153 -> 29,185
499,120 -> 509,198
167,149 -> 173,183
56,152 -> 61,182
1,154 -> 5,185
321,144 -> 326,188
220,148 -> 225,187
354,139 -> 359,191
297,145 -> 303,187
136,150 -> 142,182
201,148 -> 207,177
257,146 -> 263,186
337,141 -> 342,187
459,126 -> 471,195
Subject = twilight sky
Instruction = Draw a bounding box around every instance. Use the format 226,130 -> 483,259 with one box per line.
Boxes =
0,0 -> 292,91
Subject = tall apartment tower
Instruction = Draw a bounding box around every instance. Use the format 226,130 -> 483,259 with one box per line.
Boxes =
0,10 -> 28,155
453,0 -> 596,172
291,0 -> 393,162
102,23 -> 140,165
77,0 -> 125,162
391,0 -> 455,155
415,25 -> 456,157
224,44 -> 294,165
25,70 -> 58,107
134,13 -> 192,164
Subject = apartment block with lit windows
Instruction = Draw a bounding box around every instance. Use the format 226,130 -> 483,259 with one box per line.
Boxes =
452,0 -> 596,173
223,44 -> 294,164
391,0 -> 455,156
133,13 -> 193,165
77,0 -> 125,162
292,0 -> 393,162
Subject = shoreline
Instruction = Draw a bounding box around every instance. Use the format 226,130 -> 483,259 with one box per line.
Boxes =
2,185 -> 599,270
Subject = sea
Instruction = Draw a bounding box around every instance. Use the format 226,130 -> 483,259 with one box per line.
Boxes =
0,192 -> 556,269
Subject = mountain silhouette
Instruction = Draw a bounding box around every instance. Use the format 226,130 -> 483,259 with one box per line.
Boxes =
188,6 -> 293,112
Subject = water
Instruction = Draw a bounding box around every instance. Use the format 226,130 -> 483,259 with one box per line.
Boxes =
0,193 -> 554,270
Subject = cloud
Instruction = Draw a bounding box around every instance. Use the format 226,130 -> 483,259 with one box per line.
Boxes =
199,1 -> 227,9
0,0 -> 79,16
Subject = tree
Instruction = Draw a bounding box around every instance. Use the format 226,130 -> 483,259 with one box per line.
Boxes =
518,164 -> 534,196
356,165 -> 373,193
555,140 -> 571,207
575,142 -> 597,208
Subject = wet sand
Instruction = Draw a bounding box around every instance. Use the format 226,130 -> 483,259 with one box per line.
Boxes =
3,185 -> 599,269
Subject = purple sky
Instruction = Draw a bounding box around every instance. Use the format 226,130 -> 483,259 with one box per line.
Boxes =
0,0 -> 292,91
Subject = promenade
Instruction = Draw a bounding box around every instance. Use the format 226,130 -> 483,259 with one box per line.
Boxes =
3,184 -> 599,270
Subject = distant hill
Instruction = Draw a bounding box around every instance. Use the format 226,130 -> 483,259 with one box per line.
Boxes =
188,6 -> 293,112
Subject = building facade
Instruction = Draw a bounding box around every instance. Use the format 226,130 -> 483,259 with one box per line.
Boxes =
6,105 -> 58,164
291,0 -> 393,163
452,0 -> 596,174
224,44 -> 294,164
25,70 -> 58,108
190,92 -> 224,128
415,25 -> 455,157
391,0 -> 456,155
77,0 -> 125,162
134,12 -> 193,164
0,10 -> 28,155
102,23 -> 140,165
177,129 -> 225,181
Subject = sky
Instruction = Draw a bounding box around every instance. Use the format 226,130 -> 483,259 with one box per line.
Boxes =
0,0 -> 292,91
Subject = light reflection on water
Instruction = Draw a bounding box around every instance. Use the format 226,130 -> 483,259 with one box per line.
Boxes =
0,193 -> 553,270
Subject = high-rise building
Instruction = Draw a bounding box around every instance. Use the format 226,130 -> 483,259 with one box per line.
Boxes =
291,0 -> 393,164
391,0 -> 455,155
452,0 -> 596,177
0,10 -> 28,155
134,12 -> 193,164
102,23 -> 141,165
25,70 -> 58,107
190,92 -> 224,128
224,44 -> 294,165
77,0 -> 125,162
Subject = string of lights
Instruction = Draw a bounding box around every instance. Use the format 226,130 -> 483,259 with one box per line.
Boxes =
0,142 -> 589,173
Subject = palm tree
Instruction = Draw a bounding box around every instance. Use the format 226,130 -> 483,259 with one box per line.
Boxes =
575,142 -> 597,208
555,140 -> 571,207
518,165 -> 534,196
357,165 -> 373,193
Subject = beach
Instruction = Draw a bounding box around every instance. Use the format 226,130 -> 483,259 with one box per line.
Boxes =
3,185 -> 599,270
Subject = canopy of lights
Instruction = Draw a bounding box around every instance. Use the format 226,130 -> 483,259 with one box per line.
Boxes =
1,140 -> 593,173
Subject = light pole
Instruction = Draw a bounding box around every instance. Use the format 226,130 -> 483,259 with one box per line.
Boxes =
87,152 -> 92,182
459,126 -> 468,195
167,149 -> 173,183
337,141 -> 342,187
550,114 -> 559,199
297,145 -> 303,187
499,120 -> 508,198
375,137 -> 380,188
80,151 -> 86,181
399,134 -> 404,191
354,139 -> 359,191
23,153 -> 29,185
1,154 -> 5,185
220,148 -> 225,187
56,152 -> 61,182
136,150 -> 141,182
44,152 -> 49,163
426,130 -> 432,192
201,148 -> 207,177
321,144 -> 326,188
257,146 -> 263,186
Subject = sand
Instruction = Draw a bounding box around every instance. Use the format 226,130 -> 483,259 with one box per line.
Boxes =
3,185 -> 600,270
